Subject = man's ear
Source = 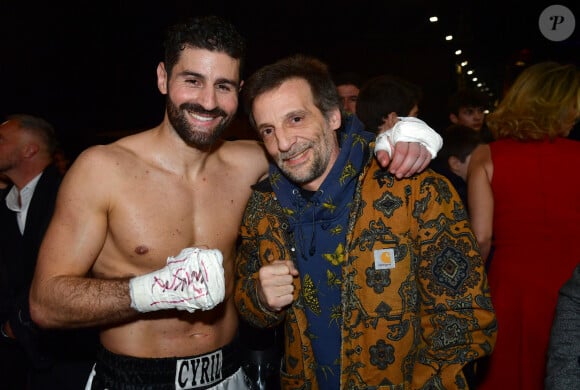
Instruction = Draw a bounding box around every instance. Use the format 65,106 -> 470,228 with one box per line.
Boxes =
449,113 -> 459,124
23,142 -> 39,159
157,62 -> 168,95
329,107 -> 342,131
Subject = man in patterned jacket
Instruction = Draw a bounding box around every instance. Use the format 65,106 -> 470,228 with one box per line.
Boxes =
235,54 -> 497,389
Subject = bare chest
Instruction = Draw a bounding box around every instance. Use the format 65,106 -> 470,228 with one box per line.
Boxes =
98,171 -> 252,273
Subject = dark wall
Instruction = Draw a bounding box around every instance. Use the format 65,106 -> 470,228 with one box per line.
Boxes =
1,1 -> 577,159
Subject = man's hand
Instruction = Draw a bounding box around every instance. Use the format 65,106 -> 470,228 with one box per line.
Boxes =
257,260 -> 299,312
378,142 -> 432,178
129,247 -> 225,313
374,116 -> 443,178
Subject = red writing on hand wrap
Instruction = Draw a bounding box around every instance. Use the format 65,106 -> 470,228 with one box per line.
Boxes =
149,257 -> 210,306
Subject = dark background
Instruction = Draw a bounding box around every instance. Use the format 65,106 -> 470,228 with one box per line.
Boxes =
1,1 -> 578,160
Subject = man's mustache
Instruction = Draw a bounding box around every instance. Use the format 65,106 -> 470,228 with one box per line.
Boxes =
180,103 -> 227,118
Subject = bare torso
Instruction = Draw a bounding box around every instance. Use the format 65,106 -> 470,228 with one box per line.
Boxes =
90,128 -> 266,357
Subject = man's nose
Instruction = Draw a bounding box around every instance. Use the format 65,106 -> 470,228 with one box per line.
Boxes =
197,86 -> 218,110
275,127 -> 296,152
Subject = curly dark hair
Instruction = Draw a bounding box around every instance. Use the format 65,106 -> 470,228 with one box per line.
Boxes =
163,15 -> 246,77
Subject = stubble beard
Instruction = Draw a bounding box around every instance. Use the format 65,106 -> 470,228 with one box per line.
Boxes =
277,135 -> 332,186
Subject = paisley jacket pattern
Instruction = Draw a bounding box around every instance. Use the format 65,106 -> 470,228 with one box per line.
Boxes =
235,140 -> 497,389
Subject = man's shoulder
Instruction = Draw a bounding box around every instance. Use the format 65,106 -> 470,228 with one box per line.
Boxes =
219,138 -> 265,155
368,161 -> 456,192
216,139 -> 269,179
64,141 -> 144,187
75,142 -> 132,166
250,176 -> 273,193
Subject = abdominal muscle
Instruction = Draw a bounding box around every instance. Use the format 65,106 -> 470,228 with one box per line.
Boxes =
92,227 -> 241,358
99,296 -> 239,358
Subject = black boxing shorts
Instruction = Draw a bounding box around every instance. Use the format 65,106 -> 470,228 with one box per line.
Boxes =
86,339 -> 244,390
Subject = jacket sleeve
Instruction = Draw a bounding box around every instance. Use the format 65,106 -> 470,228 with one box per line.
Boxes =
235,190 -> 286,329
545,264 -> 580,390
411,174 -> 497,389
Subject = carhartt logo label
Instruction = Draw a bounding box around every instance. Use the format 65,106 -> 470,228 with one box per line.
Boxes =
175,350 -> 222,389
374,248 -> 395,270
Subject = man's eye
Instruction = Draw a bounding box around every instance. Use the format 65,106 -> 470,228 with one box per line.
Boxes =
291,116 -> 303,124
217,84 -> 232,92
261,128 -> 273,136
186,79 -> 200,86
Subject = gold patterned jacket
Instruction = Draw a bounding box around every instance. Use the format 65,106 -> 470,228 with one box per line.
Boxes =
235,150 -> 497,389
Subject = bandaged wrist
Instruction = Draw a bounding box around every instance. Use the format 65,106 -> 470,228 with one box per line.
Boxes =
374,132 -> 393,158
374,117 -> 443,158
129,248 -> 225,313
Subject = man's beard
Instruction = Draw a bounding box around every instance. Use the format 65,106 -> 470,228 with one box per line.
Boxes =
277,138 -> 332,186
166,99 -> 233,147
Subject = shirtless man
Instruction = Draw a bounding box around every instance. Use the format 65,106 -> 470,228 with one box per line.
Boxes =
28,15 -> 437,389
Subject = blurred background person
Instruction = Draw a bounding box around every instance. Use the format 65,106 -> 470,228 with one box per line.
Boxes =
431,124 -> 485,213
52,147 -> 70,175
468,62 -> 580,390
356,74 -> 423,126
356,74 -> 436,171
334,71 -> 365,116
0,114 -> 97,389
448,88 -> 494,142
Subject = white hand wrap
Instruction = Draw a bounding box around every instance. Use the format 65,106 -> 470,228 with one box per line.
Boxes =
129,247 -> 225,313
374,117 -> 443,159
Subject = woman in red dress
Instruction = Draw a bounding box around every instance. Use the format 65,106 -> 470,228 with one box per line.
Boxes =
468,61 -> 580,390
